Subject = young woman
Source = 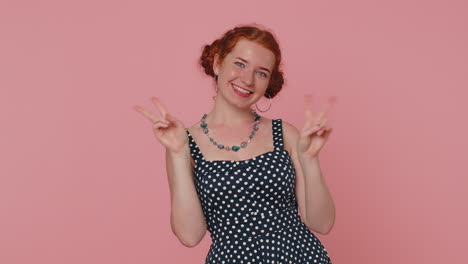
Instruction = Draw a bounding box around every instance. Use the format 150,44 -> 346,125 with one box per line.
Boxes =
134,24 -> 335,264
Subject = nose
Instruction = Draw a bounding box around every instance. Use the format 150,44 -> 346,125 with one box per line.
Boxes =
240,70 -> 255,87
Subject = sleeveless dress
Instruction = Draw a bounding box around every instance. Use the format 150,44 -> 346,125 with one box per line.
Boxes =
185,119 -> 332,264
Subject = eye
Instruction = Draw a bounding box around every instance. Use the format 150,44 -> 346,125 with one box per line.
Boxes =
257,71 -> 268,78
234,61 -> 245,68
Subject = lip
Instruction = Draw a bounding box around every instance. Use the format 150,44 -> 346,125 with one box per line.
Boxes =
231,83 -> 253,93
231,83 -> 253,98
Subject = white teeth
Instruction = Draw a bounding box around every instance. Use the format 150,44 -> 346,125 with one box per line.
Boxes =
232,84 -> 252,94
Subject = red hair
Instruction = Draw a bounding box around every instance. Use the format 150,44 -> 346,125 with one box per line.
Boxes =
199,24 -> 285,98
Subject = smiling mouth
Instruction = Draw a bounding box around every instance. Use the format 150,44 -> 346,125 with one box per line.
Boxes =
231,83 -> 253,94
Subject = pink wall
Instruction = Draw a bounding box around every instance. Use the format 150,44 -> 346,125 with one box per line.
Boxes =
1,0 -> 467,263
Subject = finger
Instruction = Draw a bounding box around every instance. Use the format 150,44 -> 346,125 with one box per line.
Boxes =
164,113 -> 177,124
302,94 -> 315,131
302,118 -> 324,134
304,94 -> 314,122
133,105 -> 159,123
151,97 -> 169,119
317,118 -> 328,127
316,96 -> 338,121
320,128 -> 332,139
317,128 -> 325,136
152,120 -> 170,130
302,124 -> 323,137
306,123 -> 330,137
303,117 -> 327,133
318,126 -> 332,137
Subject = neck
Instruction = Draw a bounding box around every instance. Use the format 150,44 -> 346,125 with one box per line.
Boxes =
206,94 -> 254,127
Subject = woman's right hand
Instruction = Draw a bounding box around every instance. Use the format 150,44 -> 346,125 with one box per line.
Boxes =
133,97 -> 188,154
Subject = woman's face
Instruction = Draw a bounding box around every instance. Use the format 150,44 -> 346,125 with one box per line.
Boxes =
213,39 -> 276,110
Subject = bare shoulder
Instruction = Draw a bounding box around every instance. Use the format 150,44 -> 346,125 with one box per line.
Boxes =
187,120 -> 202,136
280,120 -> 301,153
281,120 -> 301,139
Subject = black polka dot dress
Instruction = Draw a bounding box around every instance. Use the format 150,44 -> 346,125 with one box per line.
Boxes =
185,119 -> 332,264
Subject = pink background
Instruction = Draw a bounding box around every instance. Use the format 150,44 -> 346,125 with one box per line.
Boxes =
1,0 -> 467,263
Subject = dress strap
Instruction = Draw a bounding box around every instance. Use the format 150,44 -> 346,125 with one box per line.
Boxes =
272,119 -> 285,150
185,129 -> 204,163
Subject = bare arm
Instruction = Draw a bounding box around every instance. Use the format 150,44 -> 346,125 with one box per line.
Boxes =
284,121 -> 335,235
166,147 -> 207,247
133,97 -> 206,247
297,153 -> 335,234
288,95 -> 337,234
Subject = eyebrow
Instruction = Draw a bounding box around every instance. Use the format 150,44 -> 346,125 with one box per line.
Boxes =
235,57 -> 271,73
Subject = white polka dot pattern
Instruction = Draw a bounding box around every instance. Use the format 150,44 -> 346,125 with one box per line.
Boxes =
186,119 -> 332,263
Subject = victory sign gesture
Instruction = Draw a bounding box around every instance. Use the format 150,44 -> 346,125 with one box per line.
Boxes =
297,95 -> 337,160
133,97 -> 188,154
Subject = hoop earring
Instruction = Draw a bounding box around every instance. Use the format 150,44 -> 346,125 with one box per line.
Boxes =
255,94 -> 272,113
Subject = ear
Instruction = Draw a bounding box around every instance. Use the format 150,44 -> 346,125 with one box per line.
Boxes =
213,53 -> 220,76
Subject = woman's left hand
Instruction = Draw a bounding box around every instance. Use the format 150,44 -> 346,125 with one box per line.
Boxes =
297,95 -> 337,160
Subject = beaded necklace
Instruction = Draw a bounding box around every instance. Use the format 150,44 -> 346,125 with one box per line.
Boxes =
200,111 -> 261,152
